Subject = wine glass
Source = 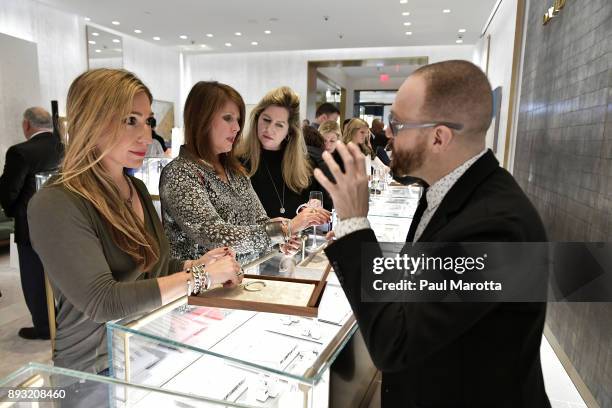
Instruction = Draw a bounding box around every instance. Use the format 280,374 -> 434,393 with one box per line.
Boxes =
308,191 -> 323,249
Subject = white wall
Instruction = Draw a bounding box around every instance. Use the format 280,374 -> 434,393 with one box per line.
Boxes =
184,45 -> 475,124
473,0 -> 519,165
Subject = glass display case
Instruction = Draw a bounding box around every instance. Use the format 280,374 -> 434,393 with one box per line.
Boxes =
107,250 -> 357,408
367,184 -> 421,242
132,157 -> 172,199
0,362 -> 252,407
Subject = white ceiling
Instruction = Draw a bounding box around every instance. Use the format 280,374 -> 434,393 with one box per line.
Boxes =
40,0 -> 498,54
86,26 -> 122,59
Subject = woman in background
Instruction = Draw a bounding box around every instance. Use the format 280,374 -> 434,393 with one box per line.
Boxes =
28,69 -> 241,374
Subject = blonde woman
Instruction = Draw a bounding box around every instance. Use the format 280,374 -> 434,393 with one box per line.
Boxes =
236,86 -> 333,215
343,118 -> 374,159
27,69 -> 242,374
318,120 -> 341,154
159,82 -> 327,262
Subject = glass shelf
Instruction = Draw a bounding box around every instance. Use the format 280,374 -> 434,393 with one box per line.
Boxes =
107,249 -> 355,407
0,362 -> 253,407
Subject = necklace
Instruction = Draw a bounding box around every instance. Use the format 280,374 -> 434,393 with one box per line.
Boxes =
123,174 -> 134,207
263,160 -> 286,214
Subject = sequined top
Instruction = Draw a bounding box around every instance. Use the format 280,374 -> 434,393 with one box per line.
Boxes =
159,146 -> 272,262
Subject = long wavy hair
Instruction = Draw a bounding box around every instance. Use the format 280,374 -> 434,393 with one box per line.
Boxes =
236,86 -> 311,193
343,118 -> 374,158
56,68 -> 159,271
183,81 -> 246,176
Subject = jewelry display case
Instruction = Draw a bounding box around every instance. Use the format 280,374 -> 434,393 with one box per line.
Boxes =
106,250 -> 359,408
0,362 -> 251,407
368,185 -> 421,241
132,157 -> 172,199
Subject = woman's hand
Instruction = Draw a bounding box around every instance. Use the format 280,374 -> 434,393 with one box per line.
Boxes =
280,236 -> 302,255
206,255 -> 243,287
195,246 -> 235,267
292,207 -> 331,232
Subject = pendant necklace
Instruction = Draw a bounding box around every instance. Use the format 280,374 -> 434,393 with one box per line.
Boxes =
123,174 -> 134,207
263,160 -> 286,214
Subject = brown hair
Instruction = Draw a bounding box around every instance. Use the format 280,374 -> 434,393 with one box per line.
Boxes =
412,60 -> 493,137
236,86 -> 311,193
302,125 -> 325,149
58,68 -> 159,271
183,81 -> 246,175
343,118 -> 374,158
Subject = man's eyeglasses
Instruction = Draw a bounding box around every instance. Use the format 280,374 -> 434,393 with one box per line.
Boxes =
387,113 -> 463,137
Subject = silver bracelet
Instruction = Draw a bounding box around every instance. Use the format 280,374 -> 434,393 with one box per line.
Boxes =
265,220 -> 286,245
204,269 -> 212,290
187,276 -> 193,297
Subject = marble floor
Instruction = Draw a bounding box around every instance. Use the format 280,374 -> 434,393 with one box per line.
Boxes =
0,249 -> 590,407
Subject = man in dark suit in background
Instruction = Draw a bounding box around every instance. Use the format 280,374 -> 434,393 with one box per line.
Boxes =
0,107 -> 63,340
314,60 -> 550,407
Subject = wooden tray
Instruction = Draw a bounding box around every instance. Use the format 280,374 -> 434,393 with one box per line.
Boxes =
188,265 -> 332,317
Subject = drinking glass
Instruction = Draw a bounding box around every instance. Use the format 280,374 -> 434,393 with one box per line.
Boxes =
308,191 -> 323,249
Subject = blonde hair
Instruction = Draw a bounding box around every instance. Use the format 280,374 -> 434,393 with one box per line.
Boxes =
318,120 -> 341,140
236,86 -> 311,193
57,68 -> 159,271
343,118 -> 373,158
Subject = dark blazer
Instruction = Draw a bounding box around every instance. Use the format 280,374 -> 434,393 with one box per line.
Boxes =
325,150 -> 550,407
0,132 -> 63,244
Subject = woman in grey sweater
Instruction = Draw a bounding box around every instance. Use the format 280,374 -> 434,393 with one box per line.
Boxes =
28,69 -> 243,374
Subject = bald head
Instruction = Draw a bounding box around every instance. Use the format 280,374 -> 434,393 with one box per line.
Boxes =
411,60 -> 493,139
22,107 -> 52,139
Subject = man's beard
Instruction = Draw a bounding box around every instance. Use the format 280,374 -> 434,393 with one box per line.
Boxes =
390,139 -> 427,182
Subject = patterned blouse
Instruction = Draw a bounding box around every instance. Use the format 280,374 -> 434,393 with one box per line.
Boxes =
159,146 -> 273,262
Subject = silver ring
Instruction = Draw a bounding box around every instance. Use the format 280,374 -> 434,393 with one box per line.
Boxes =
236,269 -> 244,277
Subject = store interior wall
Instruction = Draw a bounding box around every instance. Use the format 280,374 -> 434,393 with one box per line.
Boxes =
473,0 -> 521,166
0,34 -> 41,170
513,0 -> 611,405
183,45 -> 474,123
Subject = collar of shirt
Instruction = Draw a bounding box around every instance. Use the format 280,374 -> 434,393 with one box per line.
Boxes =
413,148 -> 488,242
29,130 -> 52,140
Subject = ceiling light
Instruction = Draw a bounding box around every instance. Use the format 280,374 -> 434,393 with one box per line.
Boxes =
264,30 -> 271,34
84,17 -> 91,21
179,35 -> 188,39
134,29 -> 142,34
200,44 -> 207,48
225,42 -> 232,47
206,33 -> 214,37
88,40 -> 96,44
458,28 -> 466,33
92,32 -> 99,36
153,36 -> 160,41
443,9 -> 451,13
112,39 -> 120,43
235,32 -> 242,36
251,41 -> 258,45
95,49 -> 101,53
402,12 -> 410,16
111,21 -> 120,25
403,22 -> 412,26
456,39 -> 463,43
405,31 -> 412,35
400,0 -> 408,3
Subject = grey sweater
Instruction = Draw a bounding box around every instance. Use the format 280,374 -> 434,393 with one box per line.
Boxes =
28,176 -> 183,373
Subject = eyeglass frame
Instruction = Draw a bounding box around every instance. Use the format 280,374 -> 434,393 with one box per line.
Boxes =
387,113 -> 463,137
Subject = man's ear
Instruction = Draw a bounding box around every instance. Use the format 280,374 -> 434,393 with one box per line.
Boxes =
431,126 -> 454,152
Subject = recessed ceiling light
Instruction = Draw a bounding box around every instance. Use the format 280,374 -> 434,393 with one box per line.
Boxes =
206,33 -> 214,37
443,9 -> 451,13
92,32 -> 99,36
405,31 -> 413,35
458,28 -> 467,33
456,39 -> 463,43
264,30 -> 271,34
225,42 -> 232,47
235,32 -> 242,36
402,12 -> 410,16
153,36 -> 160,41
403,22 -> 412,26
112,39 -> 120,43
251,41 -> 258,45
111,20 -> 120,25
84,17 -> 91,21
200,44 -> 207,48
400,0 -> 408,3
179,35 -> 188,39
88,40 -> 96,44
134,29 -> 142,34
95,49 -> 101,53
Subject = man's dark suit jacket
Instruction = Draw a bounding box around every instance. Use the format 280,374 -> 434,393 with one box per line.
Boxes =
325,150 -> 551,407
0,132 -> 63,245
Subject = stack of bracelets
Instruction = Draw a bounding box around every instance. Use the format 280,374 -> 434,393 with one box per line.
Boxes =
187,264 -> 211,296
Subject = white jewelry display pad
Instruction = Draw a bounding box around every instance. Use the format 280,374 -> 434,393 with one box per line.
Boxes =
199,278 -> 315,307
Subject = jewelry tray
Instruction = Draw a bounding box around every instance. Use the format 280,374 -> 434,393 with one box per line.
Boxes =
189,265 -> 331,317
